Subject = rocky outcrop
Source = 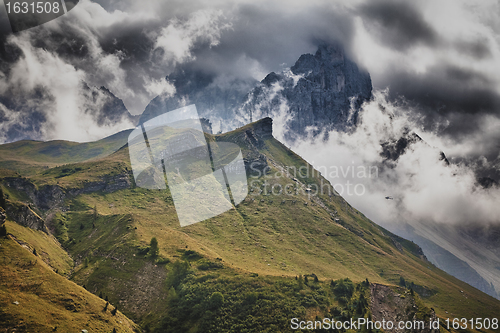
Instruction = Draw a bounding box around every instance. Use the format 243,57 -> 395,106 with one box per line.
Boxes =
36,185 -> 66,209
200,118 -> 213,134
241,118 -> 271,176
370,283 -> 439,333
252,117 -> 273,139
381,132 -> 423,162
5,201 -> 48,233
215,118 -> 272,177
2,177 -> 65,210
66,173 -> 131,197
288,43 -> 372,131
82,84 -> 139,127
0,207 -> 5,225
2,173 -> 131,215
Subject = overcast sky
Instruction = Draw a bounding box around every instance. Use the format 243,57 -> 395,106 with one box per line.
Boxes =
0,0 -> 499,160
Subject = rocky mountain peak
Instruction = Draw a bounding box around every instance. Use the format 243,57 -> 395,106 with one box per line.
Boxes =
261,72 -> 282,87
139,43 -> 372,140
291,43 -> 345,75
244,43 -> 372,141
251,117 -> 273,139
316,43 -> 345,63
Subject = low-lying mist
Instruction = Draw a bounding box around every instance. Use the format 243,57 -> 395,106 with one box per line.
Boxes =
277,90 -> 500,228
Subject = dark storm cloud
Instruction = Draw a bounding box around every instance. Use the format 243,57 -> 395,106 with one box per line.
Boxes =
354,1 -> 500,160
154,2 -> 357,84
0,0 -> 360,142
0,4 -> 11,36
91,1 -> 358,104
1,0 -> 499,155
358,0 -> 439,51
1,0 -> 357,112
0,4 -> 21,70
455,39 -> 492,60
221,3 -> 355,70
384,63 -> 500,139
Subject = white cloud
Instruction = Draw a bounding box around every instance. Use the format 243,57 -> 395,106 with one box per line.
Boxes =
353,0 -> 500,94
154,9 -> 231,65
144,77 -> 176,97
291,90 -> 500,226
0,33 -> 134,143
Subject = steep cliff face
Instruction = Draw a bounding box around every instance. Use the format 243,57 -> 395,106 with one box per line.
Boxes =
5,201 -> 48,233
237,43 -> 372,141
1,172 -> 131,227
0,207 -> 5,225
370,284 -> 439,333
2,177 -> 66,210
250,116 -> 273,140
287,43 -> 372,134
65,173 -> 131,197
214,117 -> 272,177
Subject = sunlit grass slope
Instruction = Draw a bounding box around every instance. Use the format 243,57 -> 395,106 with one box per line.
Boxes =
5,220 -> 73,276
1,118 -> 500,332
0,233 -> 139,332
0,129 -> 132,175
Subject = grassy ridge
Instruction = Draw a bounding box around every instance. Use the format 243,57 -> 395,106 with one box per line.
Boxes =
5,220 -> 73,276
43,138 -> 500,331
54,205 -> 171,325
0,234 -> 139,332
0,129 -> 132,176
1,118 -> 500,332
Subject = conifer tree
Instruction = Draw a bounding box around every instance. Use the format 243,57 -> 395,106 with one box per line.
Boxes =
0,188 -> 5,209
150,237 -> 159,258
0,223 -> 7,237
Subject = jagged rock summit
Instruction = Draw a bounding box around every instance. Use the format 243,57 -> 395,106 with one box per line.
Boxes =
139,43 -> 372,138
244,43 -> 372,140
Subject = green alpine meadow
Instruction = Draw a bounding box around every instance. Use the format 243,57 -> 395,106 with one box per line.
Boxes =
1,118 -> 499,332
